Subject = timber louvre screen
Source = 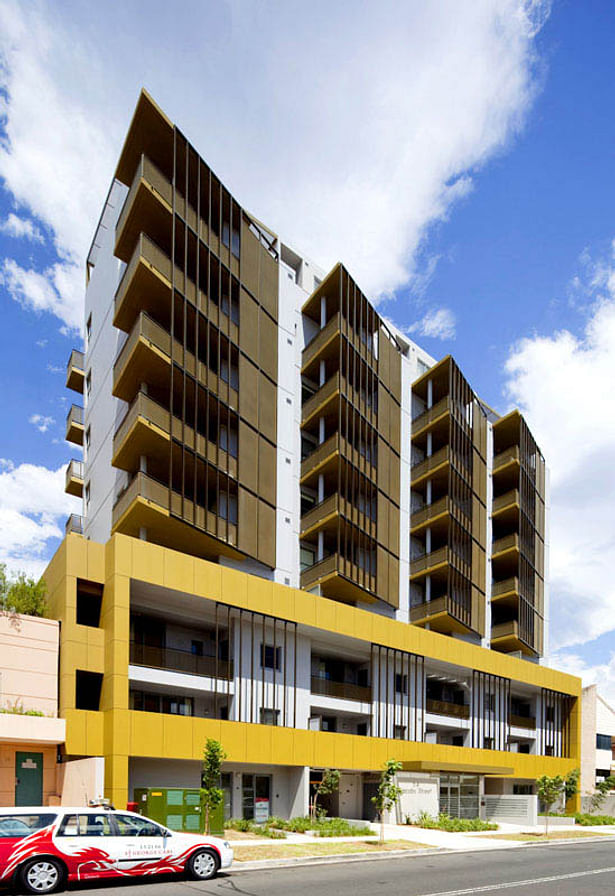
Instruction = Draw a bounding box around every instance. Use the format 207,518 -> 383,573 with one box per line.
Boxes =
471,670 -> 510,751
371,644 -> 424,740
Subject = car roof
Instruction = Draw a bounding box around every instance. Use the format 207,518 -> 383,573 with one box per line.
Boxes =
0,807 -> 138,815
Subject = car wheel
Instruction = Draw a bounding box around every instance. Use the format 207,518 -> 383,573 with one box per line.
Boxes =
186,848 -> 220,881
19,858 -> 65,895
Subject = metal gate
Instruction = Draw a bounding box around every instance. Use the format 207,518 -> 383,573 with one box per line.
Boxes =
439,774 -> 480,819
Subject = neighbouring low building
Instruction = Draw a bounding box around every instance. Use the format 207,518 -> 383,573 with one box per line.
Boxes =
581,684 -> 615,794
45,89 -> 580,822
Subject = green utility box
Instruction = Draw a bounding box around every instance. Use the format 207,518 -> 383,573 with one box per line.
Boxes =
133,787 -> 224,835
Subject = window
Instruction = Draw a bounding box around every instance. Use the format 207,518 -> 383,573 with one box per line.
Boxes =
545,745 -> 554,757
518,744 -> 530,754
259,708 -> 279,726
58,813 -> 113,837
395,674 -> 408,695
131,690 -> 193,717
597,734 -> 612,750
513,784 -> 533,795
84,482 -> 91,509
321,716 -> 337,732
483,737 -> 494,750
161,695 -> 193,716
452,735 -> 464,747
113,814 -> 164,837
85,426 -> 91,453
191,640 -> 203,657
300,546 -> 316,572
85,370 -> 92,401
0,814 -> 56,839
75,670 -> 103,711
393,725 -> 406,740
357,722 -> 368,737
545,705 -> 555,723
313,276 -> 322,290
260,644 -> 282,671
76,579 -> 103,628
484,693 -> 495,712
85,314 -> 92,349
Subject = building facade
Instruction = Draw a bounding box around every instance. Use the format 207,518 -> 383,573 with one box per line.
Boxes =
55,90 -> 578,820
581,685 -> 615,795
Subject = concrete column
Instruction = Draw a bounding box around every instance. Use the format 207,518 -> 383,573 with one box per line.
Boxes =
426,432 -> 432,457
319,417 -> 325,444
426,575 -> 431,602
140,382 -> 148,396
426,480 -> 432,505
320,295 -> 327,329
288,767 -> 310,818
425,527 -> 432,554
317,531 -> 324,562
319,359 -> 326,387
317,474 -> 325,503
139,455 -> 147,474
138,527 -> 147,541
427,379 -> 433,409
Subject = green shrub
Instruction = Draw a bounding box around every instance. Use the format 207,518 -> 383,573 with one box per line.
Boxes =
313,817 -> 372,837
285,816 -> 313,833
574,813 -> 615,826
226,818 -> 253,832
407,812 -> 497,832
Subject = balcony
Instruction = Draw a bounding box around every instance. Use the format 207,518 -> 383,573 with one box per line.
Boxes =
492,445 -> 520,475
300,493 -> 376,540
410,445 -> 450,486
112,392 -> 171,473
130,641 -> 233,680
114,233 -> 172,333
426,698 -> 470,720
115,154 -> 173,264
302,312 -> 342,374
491,576 -> 519,606
410,495 -> 470,536
490,620 -> 531,656
300,553 -> 377,604
302,373 -> 377,428
65,514 -> 83,535
311,676 -> 371,703
411,396 -> 451,440
409,545 -> 469,580
410,596 -> 472,634
492,488 -> 519,519
66,404 -> 84,445
113,312 -> 172,403
65,460 -> 84,498
491,533 -> 519,560
300,433 -> 376,486
510,713 -> 536,730
112,472 -> 240,562
66,349 -> 84,393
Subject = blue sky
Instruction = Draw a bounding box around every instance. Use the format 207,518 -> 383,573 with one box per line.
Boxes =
1,0 -> 615,694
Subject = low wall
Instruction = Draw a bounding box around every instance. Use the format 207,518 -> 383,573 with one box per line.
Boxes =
484,794 -> 537,827
581,794 -> 615,815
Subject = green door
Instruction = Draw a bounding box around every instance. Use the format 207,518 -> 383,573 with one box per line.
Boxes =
15,752 -> 43,806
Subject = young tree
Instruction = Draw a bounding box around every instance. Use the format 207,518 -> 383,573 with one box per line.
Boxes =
564,768 -> 580,809
372,759 -> 402,844
536,774 -> 565,836
0,564 -> 48,618
200,739 -> 227,834
310,768 -> 340,822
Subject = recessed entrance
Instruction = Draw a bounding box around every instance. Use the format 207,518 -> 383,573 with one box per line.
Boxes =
242,774 -> 271,821
439,773 -> 480,819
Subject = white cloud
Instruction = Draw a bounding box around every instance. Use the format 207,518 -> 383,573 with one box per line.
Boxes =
0,258 -> 82,332
551,649 -> 615,705
503,243 -> 615,655
29,413 -> 55,433
407,307 -> 456,341
0,0 -> 549,328
46,363 -> 62,374
0,460 -> 78,578
35,339 -> 48,348
0,212 -> 43,242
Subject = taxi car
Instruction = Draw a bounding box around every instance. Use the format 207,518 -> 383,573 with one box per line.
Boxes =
0,806 -> 233,893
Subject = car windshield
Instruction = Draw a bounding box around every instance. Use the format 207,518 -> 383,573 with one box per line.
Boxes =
0,814 -> 57,839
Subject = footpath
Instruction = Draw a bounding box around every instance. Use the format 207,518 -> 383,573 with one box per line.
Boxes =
227,821 -> 615,873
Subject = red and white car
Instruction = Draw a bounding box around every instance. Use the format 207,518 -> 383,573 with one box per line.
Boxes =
0,807 -> 233,893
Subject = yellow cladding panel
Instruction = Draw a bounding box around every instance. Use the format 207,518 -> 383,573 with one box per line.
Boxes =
123,713 -> 580,777
45,533 -> 581,698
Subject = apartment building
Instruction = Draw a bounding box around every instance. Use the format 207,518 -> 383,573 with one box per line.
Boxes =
54,89 -> 579,821
581,685 -> 615,794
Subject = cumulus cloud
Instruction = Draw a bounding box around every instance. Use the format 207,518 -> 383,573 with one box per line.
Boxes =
551,649 -> 615,705
0,258 -> 83,332
0,212 -> 43,242
503,243 -> 615,655
0,0 -> 549,330
0,460 -> 78,578
28,413 -> 55,433
407,307 -> 456,341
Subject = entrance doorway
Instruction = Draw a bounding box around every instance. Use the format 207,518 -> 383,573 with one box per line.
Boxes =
439,774 -> 480,819
15,752 -> 43,806
362,781 -> 379,821
242,774 -> 271,821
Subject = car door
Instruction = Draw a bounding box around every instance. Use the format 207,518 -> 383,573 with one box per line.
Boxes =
111,813 -> 171,875
54,813 -> 121,879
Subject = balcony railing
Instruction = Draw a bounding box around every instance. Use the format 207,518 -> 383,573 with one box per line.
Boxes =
491,577 -> 519,599
311,675 -> 371,703
114,391 -> 171,452
302,312 -> 341,371
65,460 -> 84,496
410,445 -> 449,482
426,698 -> 470,720
130,641 -> 233,680
492,445 -> 520,473
410,545 -> 451,576
65,514 -> 83,535
112,471 -> 169,528
66,348 -> 85,392
411,396 -> 451,436
492,533 -> 519,557
66,404 -> 84,427
510,713 -> 536,730
116,154 -> 172,253
491,620 -> 519,640
492,489 -> 519,514
301,373 -> 340,423
410,595 -> 471,630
